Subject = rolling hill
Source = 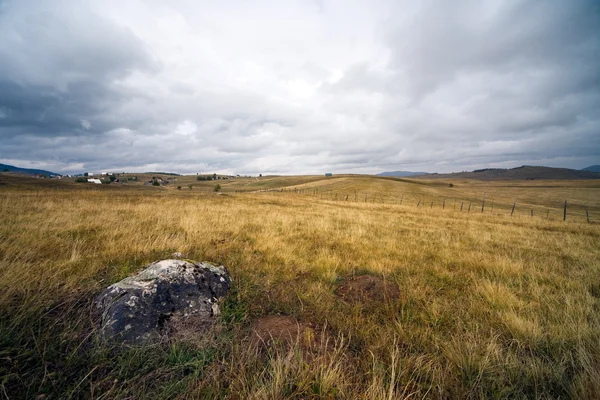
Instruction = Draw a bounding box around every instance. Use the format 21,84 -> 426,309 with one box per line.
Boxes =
0,162 -> 61,176
420,165 -> 600,180
377,170 -> 428,177
581,165 -> 600,172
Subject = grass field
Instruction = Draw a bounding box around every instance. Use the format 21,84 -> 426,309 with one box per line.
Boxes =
1,173 -> 599,399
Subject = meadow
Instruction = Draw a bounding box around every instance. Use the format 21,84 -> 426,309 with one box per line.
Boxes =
1,173 -> 599,399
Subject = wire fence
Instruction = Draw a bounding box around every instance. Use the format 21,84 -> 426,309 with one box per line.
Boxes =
235,186 -> 598,224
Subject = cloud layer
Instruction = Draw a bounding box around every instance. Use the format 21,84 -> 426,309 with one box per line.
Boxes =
1,0 -> 598,174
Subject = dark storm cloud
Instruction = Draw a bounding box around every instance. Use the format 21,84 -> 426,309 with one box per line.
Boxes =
0,0 -> 598,174
0,0 -> 156,140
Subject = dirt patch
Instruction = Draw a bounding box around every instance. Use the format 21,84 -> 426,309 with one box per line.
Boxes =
336,275 -> 400,303
251,315 -> 320,348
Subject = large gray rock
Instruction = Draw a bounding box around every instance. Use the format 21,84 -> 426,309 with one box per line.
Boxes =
95,259 -> 230,344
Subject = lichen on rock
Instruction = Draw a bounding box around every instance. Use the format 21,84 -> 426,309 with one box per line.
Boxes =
95,259 -> 231,345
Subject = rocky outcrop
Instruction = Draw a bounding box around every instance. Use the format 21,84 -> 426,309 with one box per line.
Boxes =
95,259 -> 230,345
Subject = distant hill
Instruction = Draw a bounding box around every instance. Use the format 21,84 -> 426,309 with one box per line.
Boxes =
0,163 -> 61,176
420,165 -> 600,180
377,171 -> 428,177
581,165 -> 600,173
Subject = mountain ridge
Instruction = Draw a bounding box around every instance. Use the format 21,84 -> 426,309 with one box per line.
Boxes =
417,165 -> 600,180
581,165 -> 600,173
376,170 -> 428,177
0,163 -> 61,176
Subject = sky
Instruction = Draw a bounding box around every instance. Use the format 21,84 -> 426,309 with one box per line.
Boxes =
0,0 -> 599,175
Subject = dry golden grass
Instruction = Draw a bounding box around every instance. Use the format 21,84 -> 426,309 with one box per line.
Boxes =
1,173 -> 599,399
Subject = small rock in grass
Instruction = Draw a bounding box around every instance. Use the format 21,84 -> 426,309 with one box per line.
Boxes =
95,259 -> 230,345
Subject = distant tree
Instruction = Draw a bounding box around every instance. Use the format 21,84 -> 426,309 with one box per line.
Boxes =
75,178 -> 88,183
152,179 -> 160,186
84,172 -> 88,177
2,168 -> 8,172
213,184 -> 221,192
213,173 -> 217,180
109,175 -> 116,182
177,186 -> 182,190
259,174 -> 262,177
188,185 -> 192,190
449,183 -> 454,188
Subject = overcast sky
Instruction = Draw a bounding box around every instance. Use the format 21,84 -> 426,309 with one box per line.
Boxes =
0,0 -> 598,175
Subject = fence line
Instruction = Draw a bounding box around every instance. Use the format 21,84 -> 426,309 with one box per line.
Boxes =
234,186 -> 596,224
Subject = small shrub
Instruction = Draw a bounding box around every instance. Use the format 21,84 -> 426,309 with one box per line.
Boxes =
152,180 -> 160,187
177,186 -> 182,190
213,184 -> 221,192
75,178 -> 87,183
188,185 -> 192,190
449,183 -> 454,188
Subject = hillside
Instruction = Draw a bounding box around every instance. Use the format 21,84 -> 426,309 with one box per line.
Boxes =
581,165 -> 600,172
377,170 -> 428,177
0,162 -> 61,176
421,165 -> 600,180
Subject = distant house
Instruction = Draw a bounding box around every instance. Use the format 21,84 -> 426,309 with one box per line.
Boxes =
325,173 -> 333,177
87,179 -> 102,184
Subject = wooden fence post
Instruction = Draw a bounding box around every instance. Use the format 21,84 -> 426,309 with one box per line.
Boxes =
481,192 -> 486,213
460,202 -> 464,211
530,209 -> 533,217
400,195 -> 404,205
430,201 -> 433,208
468,203 -> 471,213
563,201 -> 567,221
345,194 -> 348,201
417,199 -> 421,207
586,210 -> 590,223
511,201 -> 516,216
443,198 -> 445,209
546,209 -> 549,219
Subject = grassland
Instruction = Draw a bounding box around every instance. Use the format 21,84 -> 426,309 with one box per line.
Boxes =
1,173 -> 599,399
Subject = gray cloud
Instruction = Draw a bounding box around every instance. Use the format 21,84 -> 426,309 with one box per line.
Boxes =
0,0 -> 598,175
